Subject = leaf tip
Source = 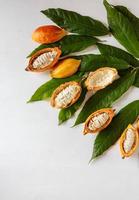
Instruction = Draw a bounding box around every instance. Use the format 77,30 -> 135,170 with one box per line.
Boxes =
88,158 -> 93,165
58,120 -> 63,125
26,99 -> 32,103
88,155 -> 96,165
26,54 -> 30,58
72,119 -> 81,127
40,10 -> 45,14
72,122 -> 78,128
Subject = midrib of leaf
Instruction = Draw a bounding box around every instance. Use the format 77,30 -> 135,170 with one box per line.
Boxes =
112,10 -> 139,54
42,9 -> 95,32
104,0 -> 139,57
116,12 -> 139,55
97,43 -> 139,67
62,36 -> 97,46
78,54 -> 130,72
115,5 -> 139,40
41,8 -> 108,36
60,12 -> 93,31
28,35 -> 98,58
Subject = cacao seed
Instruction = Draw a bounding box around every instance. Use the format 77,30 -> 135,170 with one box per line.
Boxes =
84,108 -> 115,134
85,67 -> 119,91
119,124 -> 139,158
25,47 -> 61,72
50,81 -> 82,109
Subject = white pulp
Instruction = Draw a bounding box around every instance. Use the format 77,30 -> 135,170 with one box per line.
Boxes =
89,69 -> 116,88
88,112 -> 109,131
33,50 -> 57,68
123,128 -> 135,153
55,85 -> 79,107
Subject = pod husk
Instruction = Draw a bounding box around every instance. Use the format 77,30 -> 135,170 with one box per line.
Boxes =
50,81 -> 82,109
25,47 -> 61,72
85,67 -> 118,91
119,124 -> 139,159
84,108 -> 115,134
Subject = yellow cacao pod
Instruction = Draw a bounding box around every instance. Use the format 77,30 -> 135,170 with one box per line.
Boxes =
51,58 -> 81,78
119,124 -> 139,159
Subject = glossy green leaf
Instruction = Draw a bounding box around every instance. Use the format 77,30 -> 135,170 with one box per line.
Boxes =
41,8 -> 109,36
134,70 -> 139,87
58,87 -> 87,125
115,5 -> 139,39
104,0 -> 139,58
97,43 -> 139,67
28,35 -> 98,58
27,74 -> 82,103
74,70 -> 136,126
92,100 -> 139,160
76,54 -> 130,72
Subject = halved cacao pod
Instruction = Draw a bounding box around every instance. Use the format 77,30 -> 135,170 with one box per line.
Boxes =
50,81 -> 82,109
32,25 -> 67,44
119,124 -> 139,159
25,47 -> 61,72
83,108 -> 115,134
85,67 -> 119,91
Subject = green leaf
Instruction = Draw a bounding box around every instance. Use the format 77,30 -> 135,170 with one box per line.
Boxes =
134,70 -> 139,87
58,87 -> 87,125
76,54 -> 130,72
115,5 -> 139,40
104,0 -> 139,58
97,43 -> 139,67
27,74 -> 82,103
74,70 -> 136,126
41,8 -> 109,36
92,100 -> 139,160
28,35 -> 98,58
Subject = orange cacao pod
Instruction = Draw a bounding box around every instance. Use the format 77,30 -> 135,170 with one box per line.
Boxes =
32,25 -> 67,44
83,108 -> 115,134
25,47 -> 61,72
50,81 -> 82,109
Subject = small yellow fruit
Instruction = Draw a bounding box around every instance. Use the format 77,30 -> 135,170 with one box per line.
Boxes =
51,58 -> 81,78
